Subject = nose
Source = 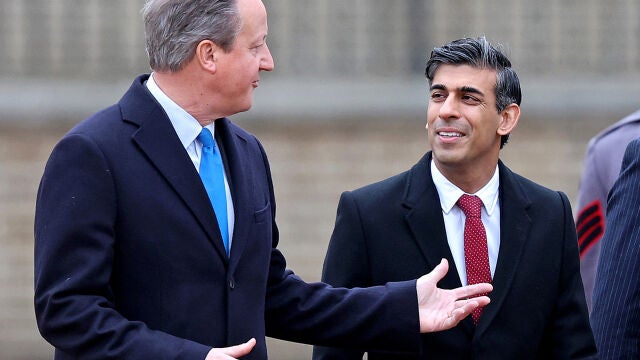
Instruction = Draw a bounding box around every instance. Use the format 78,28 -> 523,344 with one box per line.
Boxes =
260,44 -> 274,72
438,96 -> 460,120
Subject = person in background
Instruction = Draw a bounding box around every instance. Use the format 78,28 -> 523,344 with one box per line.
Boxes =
575,108 -> 640,311
590,136 -> 640,358
313,37 -> 597,360
33,1 -> 493,360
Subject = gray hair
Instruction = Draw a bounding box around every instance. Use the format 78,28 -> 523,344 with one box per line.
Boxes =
142,0 -> 242,72
425,37 -> 521,148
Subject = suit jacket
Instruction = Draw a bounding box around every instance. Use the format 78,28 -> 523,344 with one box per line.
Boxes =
591,137 -> 640,359
313,152 -> 597,360
34,74 -> 422,360
576,108 -> 640,311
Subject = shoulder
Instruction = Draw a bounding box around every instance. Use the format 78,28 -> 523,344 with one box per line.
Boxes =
72,105 -> 124,134
352,170 -> 410,196
499,162 -> 568,205
66,75 -> 154,140
218,118 -> 268,163
347,154 -> 429,202
58,104 -> 139,155
222,118 -> 257,143
587,110 -> 640,153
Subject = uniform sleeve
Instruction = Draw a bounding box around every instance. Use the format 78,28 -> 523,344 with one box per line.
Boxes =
575,138 -> 607,311
591,138 -> 640,359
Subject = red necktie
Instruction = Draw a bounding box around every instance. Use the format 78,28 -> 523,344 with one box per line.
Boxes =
457,194 -> 492,324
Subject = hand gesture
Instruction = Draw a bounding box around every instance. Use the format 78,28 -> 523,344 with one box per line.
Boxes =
417,259 -> 492,332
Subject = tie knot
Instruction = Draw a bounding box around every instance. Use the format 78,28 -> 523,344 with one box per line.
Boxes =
198,128 -> 214,148
457,194 -> 482,218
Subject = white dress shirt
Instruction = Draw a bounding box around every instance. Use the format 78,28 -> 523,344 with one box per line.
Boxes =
430,160 -> 500,286
145,73 -> 235,249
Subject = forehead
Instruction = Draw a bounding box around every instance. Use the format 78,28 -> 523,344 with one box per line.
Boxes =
237,0 -> 268,34
431,64 -> 497,92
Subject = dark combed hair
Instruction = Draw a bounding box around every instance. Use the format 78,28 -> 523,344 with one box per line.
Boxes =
425,37 -> 521,148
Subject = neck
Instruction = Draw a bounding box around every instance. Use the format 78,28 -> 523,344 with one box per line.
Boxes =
434,159 -> 498,194
152,69 -> 220,126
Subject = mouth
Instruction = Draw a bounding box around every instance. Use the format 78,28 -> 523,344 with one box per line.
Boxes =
437,131 -> 464,138
252,80 -> 259,88
434,127 -> 466,144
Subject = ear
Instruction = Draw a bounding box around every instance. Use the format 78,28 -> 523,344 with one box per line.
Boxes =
195,40 -> 219,74
497,103 -> 520,136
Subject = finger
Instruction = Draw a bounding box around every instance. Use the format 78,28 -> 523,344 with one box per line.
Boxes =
462,295 -> 491,307
443,299 -> 478,328
222,338 -> 256,358
423,258 -> 449,284
448,304 -> 475,324
451,299 -> 481,318
450,295 -> 491,317
453,282 -> 493,299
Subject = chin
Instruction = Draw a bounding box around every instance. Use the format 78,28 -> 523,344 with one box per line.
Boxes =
432,149 -> 462,165
234,101 -> 253,115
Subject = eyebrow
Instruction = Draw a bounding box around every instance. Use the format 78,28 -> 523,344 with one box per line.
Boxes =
430,84 -> 485,97
460,86 -> 484,96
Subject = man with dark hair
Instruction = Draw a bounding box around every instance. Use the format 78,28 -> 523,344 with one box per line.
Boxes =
313,37 -> 597,359
33,2 -> 492,360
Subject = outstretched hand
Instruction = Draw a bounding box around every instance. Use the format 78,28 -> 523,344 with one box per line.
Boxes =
416,259 -> 492,332
205,338 -> 256,359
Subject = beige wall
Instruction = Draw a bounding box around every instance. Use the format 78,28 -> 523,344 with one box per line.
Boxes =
1,0 -> 638,80
1,0 -> 639,358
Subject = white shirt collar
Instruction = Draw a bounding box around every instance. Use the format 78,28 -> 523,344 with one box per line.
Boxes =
431,159 -> 500,215
145,73 -> 212,148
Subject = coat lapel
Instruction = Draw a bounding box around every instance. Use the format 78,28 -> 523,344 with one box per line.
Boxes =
214,118 -> 252,270
403,153 -> 475,334
121,75 -> 229,262
476,161 -> 532,335
404,154 -> 460,286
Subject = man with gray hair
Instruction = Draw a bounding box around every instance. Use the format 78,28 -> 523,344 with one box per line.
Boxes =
33,1 -> 492,360
314,37 -> 597,359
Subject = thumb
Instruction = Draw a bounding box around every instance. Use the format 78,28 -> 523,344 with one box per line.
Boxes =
226,338 -> 256,358
417,259 -> 448,300
424,258 -> 448,284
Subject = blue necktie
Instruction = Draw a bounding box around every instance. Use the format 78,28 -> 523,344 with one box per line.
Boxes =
198,128 -> 229,255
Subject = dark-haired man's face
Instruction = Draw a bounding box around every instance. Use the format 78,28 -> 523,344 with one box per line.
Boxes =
427,64 -> 506,177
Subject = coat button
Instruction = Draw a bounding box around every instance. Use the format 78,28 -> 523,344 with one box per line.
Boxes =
228,277 -> 235,289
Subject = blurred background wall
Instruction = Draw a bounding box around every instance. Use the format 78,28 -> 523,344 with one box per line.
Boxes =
1,0 -> 639,359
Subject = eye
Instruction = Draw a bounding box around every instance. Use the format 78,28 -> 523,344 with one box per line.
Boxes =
250,43 -> 264,55
462,94 -> 481,104
430,92 -> 446,102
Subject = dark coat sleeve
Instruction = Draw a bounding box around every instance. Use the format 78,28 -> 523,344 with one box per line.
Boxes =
262,147 -> 421,355
34,132 -> 211,359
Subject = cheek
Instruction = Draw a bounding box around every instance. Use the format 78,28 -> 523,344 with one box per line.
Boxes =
475,122 -> 502,145
426,107 -> 438,123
